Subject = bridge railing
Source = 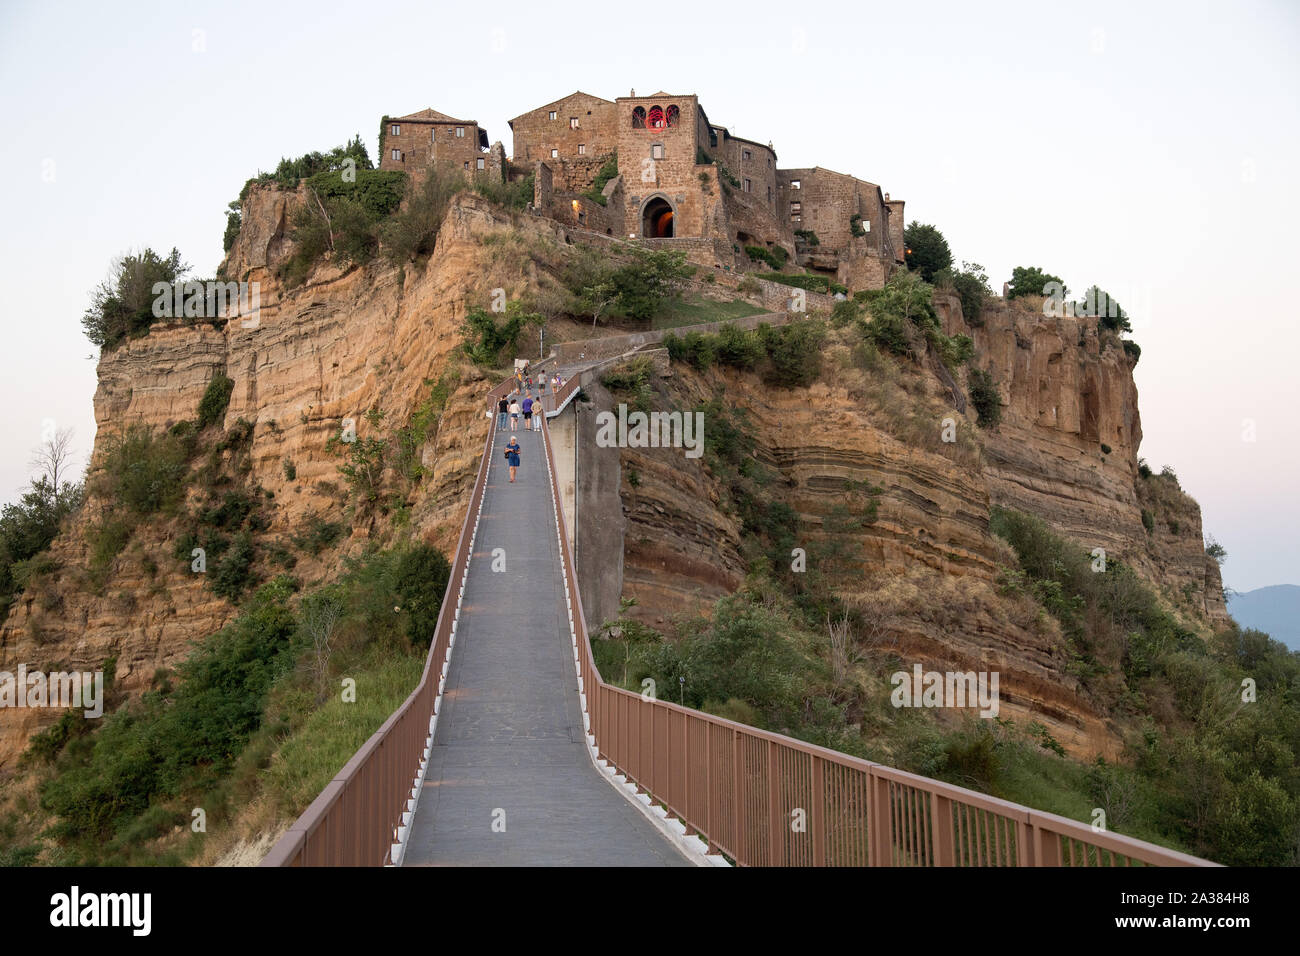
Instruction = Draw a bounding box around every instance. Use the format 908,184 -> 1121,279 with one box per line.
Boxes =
536,408 -> 1216,868
261,401 -> 497,866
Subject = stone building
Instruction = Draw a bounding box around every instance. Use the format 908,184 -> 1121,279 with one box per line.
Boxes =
379,107 -> 501,178
390,89 -> 906,291
777,168 -> 906,290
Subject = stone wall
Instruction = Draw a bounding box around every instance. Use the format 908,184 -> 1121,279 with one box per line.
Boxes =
550,309 -> 791,364
380,118 -> 485,174
510,92 -> 617,164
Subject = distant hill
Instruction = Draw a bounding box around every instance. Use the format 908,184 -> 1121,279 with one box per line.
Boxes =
1228,585 -> 1300,651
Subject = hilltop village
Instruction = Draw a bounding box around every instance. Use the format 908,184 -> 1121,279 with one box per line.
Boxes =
379,89 -> 906,292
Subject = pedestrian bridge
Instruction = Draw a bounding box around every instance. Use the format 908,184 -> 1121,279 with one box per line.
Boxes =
262,364 -> 1215,868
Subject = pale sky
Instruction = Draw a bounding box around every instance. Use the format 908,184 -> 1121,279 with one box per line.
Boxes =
0,0 -> 1296,593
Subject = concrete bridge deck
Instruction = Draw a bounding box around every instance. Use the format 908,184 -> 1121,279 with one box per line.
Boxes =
402,413 -> 689,866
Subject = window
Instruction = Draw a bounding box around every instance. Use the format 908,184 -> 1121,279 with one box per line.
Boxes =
743,178 -> 751,192
551,148 -> 558,158
578,144 -> 586,155
767,185 -> 772,202
767,157 -> 772,167
548,111 -> 557,120
651,143 -> 664,160
464,161 -> 470,170
666,104 -> 679,127
790,201 -> 802,214
456,127 -> 465,138
391,149 -> 401,162
742,149 -> 751,161
390,124 -> 400,136
648,105 -> 664,129
632,106 -> 646,129
570,117 -> 579,128
791,179 -> 801,190
477,157 -> 485,170
792,215 -> 802,224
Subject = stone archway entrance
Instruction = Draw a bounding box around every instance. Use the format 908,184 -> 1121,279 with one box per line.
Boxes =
641,197 -> 675,238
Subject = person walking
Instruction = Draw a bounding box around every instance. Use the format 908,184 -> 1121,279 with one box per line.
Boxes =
508,396 -> 521,431
496,395 -> 509,430
521,394 -> 534,432
504,435 -> 521,482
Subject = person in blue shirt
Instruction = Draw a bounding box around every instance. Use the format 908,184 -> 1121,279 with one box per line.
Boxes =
504,436 -> 521,482
521,395 -> 534,431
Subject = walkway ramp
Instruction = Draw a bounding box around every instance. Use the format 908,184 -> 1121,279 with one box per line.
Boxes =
402,421 -> 689,866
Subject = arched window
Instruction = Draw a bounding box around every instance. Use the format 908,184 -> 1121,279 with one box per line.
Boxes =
665,105 -> 679,127
648,106 -> 665,129
632,107 -> 646,129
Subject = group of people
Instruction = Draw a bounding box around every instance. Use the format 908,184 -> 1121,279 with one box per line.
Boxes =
497,386 -> 537,485
494,368 -> 570,485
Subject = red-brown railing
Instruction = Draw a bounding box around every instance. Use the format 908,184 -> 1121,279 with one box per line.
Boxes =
264,372 -> 1217,867
260,402 -> 497,866
535,408 -> 1216,868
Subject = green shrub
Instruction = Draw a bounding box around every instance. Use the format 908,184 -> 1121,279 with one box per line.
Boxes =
197,373 -> 234,430
968,368 -> 1001,428
759,321 -> 825,388
211,531 -> 256,601
714,324 -> 765,370
460,301 -> 544,366
583,153 -> 619,206
1142,508 -> 1155,534
380,162 -> 465,264
1122,339 -> 1141,364
473,172 -> 534,210
81,247 -> 189,351
745,245 -> 789,271
903,223 -> 952,282
94,426 -> 191,516
1007,265 -> 1065,300
793,229 -> 820,246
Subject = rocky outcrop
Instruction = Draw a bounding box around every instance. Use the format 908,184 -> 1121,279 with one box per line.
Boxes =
0,192 -> 531,768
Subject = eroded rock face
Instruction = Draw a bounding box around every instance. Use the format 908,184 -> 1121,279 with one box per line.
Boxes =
0,192 -> 529,768
612,294 -> 1226,759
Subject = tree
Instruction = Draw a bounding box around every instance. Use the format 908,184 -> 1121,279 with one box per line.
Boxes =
1076,285 -> 1132,332
578,278 -> 619,328
82,247 -> 190,350
30,427 -> 77,509
1007,265 -> 1065,301
903,223 -> 952,282
1205,535 -> 1227,565
949,261 -> 992,326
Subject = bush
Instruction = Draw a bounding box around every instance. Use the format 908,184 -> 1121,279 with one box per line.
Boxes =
759,321 -> 825,388
380,162 -> 466,264
473,172 -> 534,210
94,426 -> 191,516
1007,265 -> 1065,300
197,373 -> 234,430
793,229 -> 820,246
292,516 -> 345,556
211,531 -> 256,601
949,262 -> 991,326
744,245 -> 789,271
1142,508 -> 1155,534
758,272 -> 847,296
1122,339 -> 1141,364
39,578 -> 297,842
583,153 -> 619,206
393,544 -> 452,648
82,247 -> 189,350
461,301 -> 544,366
903,223 -> 952,282
968,368 -> 1001,428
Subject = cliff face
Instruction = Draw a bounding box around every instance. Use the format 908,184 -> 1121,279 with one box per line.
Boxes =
611,295 -> 1227,759
0,190 -> 536,767
0,185 -> 1227,769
